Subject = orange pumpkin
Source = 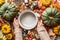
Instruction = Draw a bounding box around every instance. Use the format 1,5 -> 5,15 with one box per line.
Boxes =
53,0 -> 60,11
54,2 -> 60,9
53,25 -> 60,35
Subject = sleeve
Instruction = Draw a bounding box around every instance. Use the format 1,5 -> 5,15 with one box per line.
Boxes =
37,26 -> 51,40
14,28 -> 23,40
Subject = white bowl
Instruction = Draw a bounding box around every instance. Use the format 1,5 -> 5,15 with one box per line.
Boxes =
18,10 -> 38,30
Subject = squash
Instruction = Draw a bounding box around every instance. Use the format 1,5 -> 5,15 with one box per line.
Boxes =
0,0 -> 5,6
0,34 -> 7,40
42,0 -> 52,6
53,0 -> 60,11
0,3 -> 19,21
5,33 -> 13,40
2,24 -> 11,34
53,25 -> 60,35
54,2 -> 60,9
42,8 -> 60,27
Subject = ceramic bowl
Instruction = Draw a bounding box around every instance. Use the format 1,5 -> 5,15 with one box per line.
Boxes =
18,10 -> 38,30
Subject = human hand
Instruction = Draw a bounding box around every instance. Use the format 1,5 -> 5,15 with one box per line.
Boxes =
37,20 -> 51,40
37,19 -> 44,27
13,18 -> 23,40
0,16 -> 3,23
37,19 -> 44,33
13,18 -> 19,29
0,16 -> 5,26
0,16 -> 3,27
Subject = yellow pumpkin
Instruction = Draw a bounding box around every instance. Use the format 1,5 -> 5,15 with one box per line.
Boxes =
42,0 -> 52,6
53,25 -> 60,35
2,24 -> 11,34
6,33 -> 13,40
0,34 -> 7,40
0,0 -> 5,6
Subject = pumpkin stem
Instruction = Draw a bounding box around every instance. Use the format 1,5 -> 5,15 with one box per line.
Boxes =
5,10 -> 8,13
49,17 -> 54,19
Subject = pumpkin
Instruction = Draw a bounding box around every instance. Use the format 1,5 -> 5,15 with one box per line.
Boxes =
2,24 -> 11,34
0,0 -> 5,6
53,0 -> 60,11
53,25 -> 60,35
0,3 -> 19,21
42,0 -> 52,6
42,8 -> 60,27
5,33 -> 13,40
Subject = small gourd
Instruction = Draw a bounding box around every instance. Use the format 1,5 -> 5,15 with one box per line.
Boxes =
2,24 -> 11,34
0,34 -> 7,40
53,0 -> 60,11
42,0 -> 52,6
53,25 -> 60,35
5,33 -> 13,40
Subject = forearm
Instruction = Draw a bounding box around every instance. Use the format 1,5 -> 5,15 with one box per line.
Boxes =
37,26 -> 51,40
14,28 -> 23,40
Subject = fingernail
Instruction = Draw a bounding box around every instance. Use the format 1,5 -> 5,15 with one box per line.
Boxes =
16,17 -> 18,19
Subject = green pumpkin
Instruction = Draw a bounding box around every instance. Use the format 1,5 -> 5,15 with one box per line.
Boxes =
42,8 -> 60,27
0,3 -> 19,21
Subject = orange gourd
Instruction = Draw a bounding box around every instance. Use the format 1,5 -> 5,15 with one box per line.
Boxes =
53,25 -> 60,35
53,0 -> 60,11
